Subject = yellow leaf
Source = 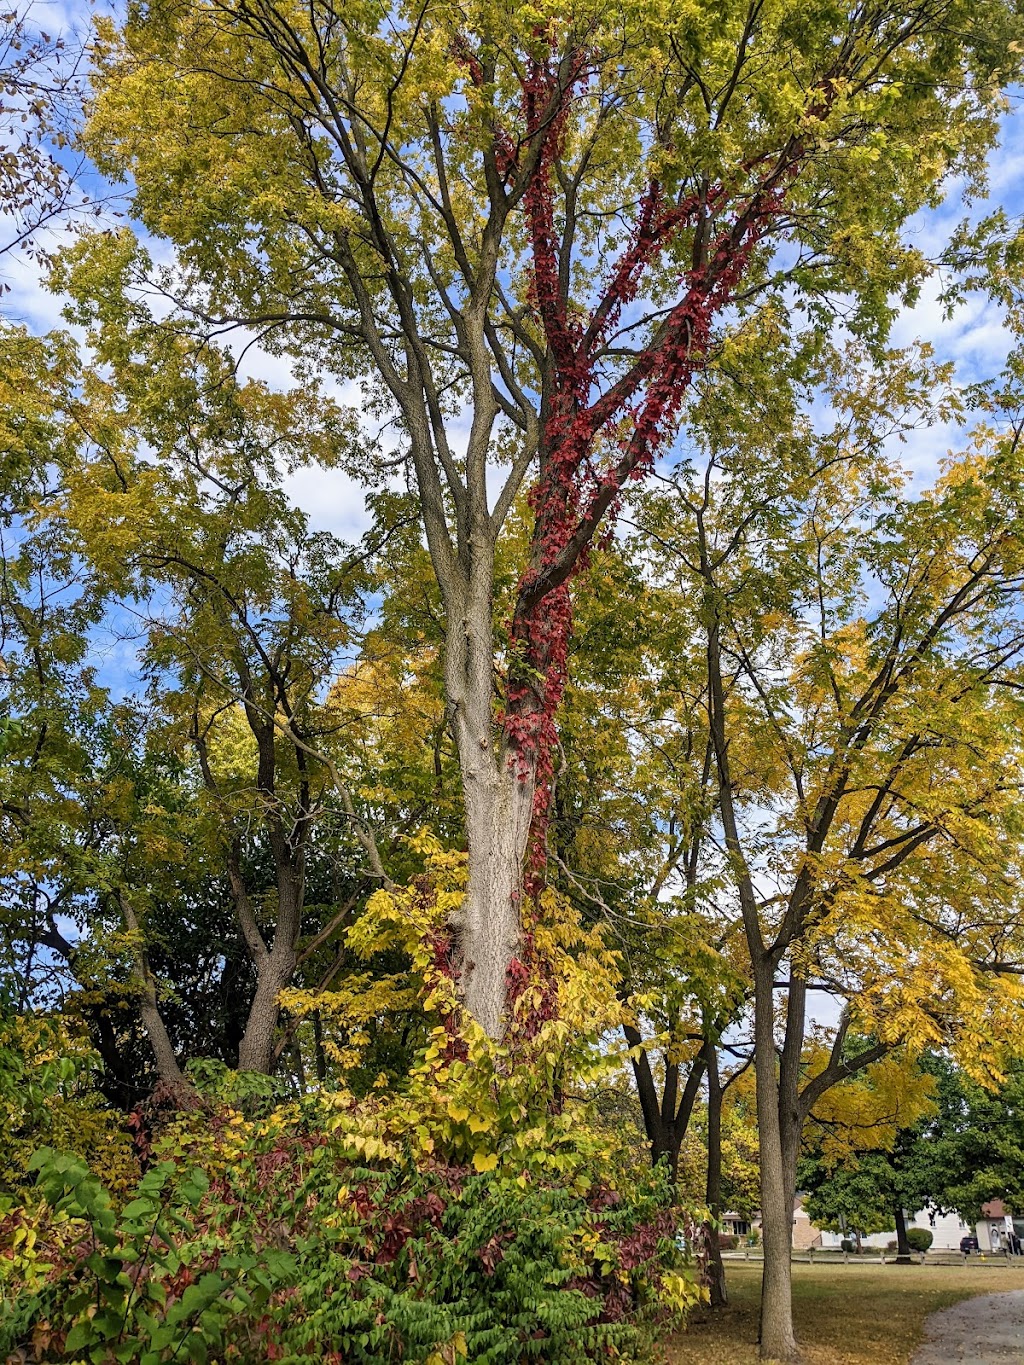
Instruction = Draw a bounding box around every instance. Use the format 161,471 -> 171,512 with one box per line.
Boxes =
472,1150 -> 499,1172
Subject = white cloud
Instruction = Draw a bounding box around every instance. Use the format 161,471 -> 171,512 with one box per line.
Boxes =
282,465 -> 375,541
0,230 -> 81,334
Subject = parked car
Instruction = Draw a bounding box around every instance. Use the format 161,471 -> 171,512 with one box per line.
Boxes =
960,1235 -> 980,1254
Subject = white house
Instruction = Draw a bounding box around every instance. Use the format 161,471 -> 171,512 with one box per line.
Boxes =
723,1196 -> 1024,1252
813,1206 -> 970,1251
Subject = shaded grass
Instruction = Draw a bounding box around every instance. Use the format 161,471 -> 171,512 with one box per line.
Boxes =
663,1261 -> 1024,1364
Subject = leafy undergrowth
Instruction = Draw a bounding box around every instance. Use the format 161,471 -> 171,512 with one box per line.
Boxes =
663,1261 -> 1024,1365
0,875 -> 707,1363
1,1100 -> 699,1364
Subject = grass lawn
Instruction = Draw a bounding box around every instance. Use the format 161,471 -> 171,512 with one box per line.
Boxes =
662,1260 -> 1024,1364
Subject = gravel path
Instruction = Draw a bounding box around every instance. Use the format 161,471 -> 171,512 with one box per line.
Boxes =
909,1290 -> 1024,1364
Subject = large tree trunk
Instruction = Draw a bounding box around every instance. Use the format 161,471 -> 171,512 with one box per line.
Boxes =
445,580 -> 529,1037
233,863 -> 303,1073
757,1139 -> 798,1359
237,948 -> 294,1071
459,757 -> 532,1036
758,1142 -> 798,1360
705,1040 -> 728,1309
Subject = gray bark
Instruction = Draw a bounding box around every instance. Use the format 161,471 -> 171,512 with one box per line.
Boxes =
754,959 -> 801,1362
705,1039 -> 728,1309
237,949 -> 295,1073
119,891 -> 192,1095
233,860 -> 303,1073
460,761 -> 531,1036
445,579 -> 530,1036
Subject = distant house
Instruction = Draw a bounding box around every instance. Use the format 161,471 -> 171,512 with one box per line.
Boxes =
812,1206 -> 970,1251
721,1196 -> 1023,1252
721,1213 -> 754,1239
979,1200 -> 1024,1252
721,1197 -> 837,1250
792,1195 -> 821,1250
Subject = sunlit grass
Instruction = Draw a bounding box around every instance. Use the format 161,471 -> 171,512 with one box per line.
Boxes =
664,1260 -> 1024,1364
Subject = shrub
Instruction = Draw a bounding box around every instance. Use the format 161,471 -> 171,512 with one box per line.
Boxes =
907,1227 -> 933,1252
0,1003 -> 137,1199
717,1234 -> 738,1251
1,1117 -> 701,1364
1,869 -> 707,1361
840,1238 -> 855,1253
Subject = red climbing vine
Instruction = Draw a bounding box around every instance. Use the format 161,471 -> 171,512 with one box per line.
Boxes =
478,35 -> 804,888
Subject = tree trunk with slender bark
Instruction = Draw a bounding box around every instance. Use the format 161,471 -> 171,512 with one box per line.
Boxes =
119,891 -> 194,1097
753,961 -> 801,1362
699,516 -> 891,1357
703,551 -> 801,1360
894,1205 -> 912,1264
705,1039 -> 728,1309
312,1011 -> 327,1084
38,917 -> 148,1109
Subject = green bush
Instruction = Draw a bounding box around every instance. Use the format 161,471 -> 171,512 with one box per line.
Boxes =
1,1117 -> 698,1364
906,1227 -> 933,1252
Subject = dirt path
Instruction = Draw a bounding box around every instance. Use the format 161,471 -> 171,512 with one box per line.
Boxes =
909,1289 -> 1024,1364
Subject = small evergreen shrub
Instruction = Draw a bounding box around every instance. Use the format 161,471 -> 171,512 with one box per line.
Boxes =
906,1227 -> 933,1252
